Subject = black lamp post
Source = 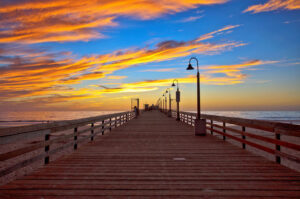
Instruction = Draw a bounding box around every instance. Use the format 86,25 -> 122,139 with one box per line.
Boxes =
164,90 -> 168,114
166,88 -> 171,117
187,57 -> 201,120
172,79 -> 180,121
159,98 -> 162,111
162,94 -> 165,112
187,57 -> 206,136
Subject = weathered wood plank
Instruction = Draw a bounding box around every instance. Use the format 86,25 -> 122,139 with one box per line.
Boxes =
0,111 -> 299,198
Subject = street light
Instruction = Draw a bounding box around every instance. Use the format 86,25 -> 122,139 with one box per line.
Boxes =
172,79 -> 180,121
157,98 -> 160,110
131,98 -> 140,117
164,90 -> 168,114
162,94 -> 165,112
159,98 -> 162,111
187,57 -> 200,119
166,88 -> 172,117
187,57 -> 206,136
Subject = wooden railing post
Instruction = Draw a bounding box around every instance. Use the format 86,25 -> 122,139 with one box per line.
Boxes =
91,123 -> 94,141
223,122 -> 226,140
44,134 -> 50,164
276,132 -> 281,164
74,127 -> 77,150
211,120 -> 213,135
242,126 -> 246,149
102,120 -> 104,135
126,113 -> 128,122
115,117 -> 117,128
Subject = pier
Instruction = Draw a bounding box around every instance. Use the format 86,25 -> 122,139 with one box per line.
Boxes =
0,110 -> 300,198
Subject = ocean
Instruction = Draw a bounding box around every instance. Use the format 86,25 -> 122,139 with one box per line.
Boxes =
0,111 -> 299,128
0,111 -> 121,127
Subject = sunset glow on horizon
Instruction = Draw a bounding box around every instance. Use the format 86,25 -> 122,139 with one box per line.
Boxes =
0,0 -> 299,111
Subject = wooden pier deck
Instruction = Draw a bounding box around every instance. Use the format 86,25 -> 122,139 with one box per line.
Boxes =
1,110 -> 300,198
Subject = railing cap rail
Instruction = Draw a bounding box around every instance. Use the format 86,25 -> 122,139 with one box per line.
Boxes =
0,111 -> 132,137
179,111 -> 300,136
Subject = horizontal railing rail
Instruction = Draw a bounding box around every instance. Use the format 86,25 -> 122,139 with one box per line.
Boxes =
0,111 -> 135,178
172,110 -> 300,165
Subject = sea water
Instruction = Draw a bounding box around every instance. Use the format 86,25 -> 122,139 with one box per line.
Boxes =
0,111 -> 299,127
0,111 -> 121,127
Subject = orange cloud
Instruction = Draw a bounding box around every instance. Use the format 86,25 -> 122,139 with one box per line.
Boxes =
95,59 -> 277,94
0,0 -> 228,43
202,60 -> 278,76
96,74 -> 244,94
244,0 -> 300,13
140,68 -> 178,72
107,76 -> 128,80
0,25 -> 242,107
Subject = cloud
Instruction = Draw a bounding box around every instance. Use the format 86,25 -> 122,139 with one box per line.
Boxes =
106,75 -> 127,80
283,19 -> 300,24
196,25 -> 240,41
95,59 -> 278,93
244,0 -> 300,13
177,15 -> 203,23
0,25 -> 242,108
140,68 -> 178,72
0,0 -> 228,44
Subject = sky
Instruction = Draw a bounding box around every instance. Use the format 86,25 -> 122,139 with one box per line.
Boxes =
0,0 -> 299,111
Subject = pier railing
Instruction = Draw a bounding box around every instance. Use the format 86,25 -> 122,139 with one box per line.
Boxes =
0,111 -> 135,178
172,111 -> 300,165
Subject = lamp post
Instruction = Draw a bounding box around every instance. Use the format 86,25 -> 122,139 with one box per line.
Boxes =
172,79 -> 180,121
164,90 -> 168,114
159,98 -> 161,111
131,98 -> 140,117
166,88 -> 172,117
162,94 -> 165,112
187,57 -> 206,136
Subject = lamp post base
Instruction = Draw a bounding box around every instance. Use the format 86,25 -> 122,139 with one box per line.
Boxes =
176,117 -> 180,121
195,119 -> 206,136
